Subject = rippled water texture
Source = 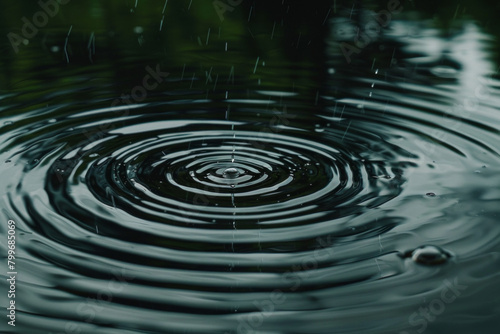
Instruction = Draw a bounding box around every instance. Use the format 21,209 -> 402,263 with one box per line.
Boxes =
1,1 -> 500,334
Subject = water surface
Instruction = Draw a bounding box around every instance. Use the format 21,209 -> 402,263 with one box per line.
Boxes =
1,1 -> 500,333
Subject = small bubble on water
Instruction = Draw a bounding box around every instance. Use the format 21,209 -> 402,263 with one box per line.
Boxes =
314,124 -> 325,132
425,192 -> 436,197
3,121 -> 13,125
411,245 -> 450,265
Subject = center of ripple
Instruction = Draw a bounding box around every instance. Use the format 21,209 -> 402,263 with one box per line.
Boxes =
223,167 -> 240,179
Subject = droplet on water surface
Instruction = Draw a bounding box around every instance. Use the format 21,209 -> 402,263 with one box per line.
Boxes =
410,245 -> 451,265
223,167 -> 240,179
314,124 -> 325,132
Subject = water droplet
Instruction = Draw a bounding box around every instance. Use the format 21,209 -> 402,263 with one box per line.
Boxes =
328,68 -> 335,74
3,121 -> 13,125
314,124 -> 324,132
89,153 -> 99,158
425,192 -> 436,197
133,26 -> 144,34
223,167 -> 240,179
430,65 -> 458,78
411,245 -> 451,265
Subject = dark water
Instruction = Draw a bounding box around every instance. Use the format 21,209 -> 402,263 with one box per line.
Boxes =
1,1 -> 500,333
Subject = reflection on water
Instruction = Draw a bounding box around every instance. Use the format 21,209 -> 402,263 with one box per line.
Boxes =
1,1 -> 500,333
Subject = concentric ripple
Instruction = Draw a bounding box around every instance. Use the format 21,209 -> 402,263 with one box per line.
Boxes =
43,118 -> 405,235
2,15 -> 500,334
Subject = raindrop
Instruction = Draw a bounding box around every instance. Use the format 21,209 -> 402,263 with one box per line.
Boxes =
411,245 -> 451,265
430,65 -> 458,78
314,124 -> 324,132
223,168 -> 240,179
